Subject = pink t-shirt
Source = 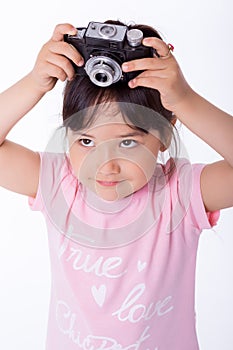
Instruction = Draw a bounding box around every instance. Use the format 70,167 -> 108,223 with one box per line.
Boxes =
29,153 -> 219,350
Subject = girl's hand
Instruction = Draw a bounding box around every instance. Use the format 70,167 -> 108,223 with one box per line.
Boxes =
122,37 -> 192,112
30,23 -> 84,93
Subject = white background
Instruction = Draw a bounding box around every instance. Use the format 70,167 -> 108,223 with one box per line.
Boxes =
0,0 -> 233,349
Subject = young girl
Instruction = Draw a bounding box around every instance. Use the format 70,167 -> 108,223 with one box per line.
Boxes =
0,20 -> 233,350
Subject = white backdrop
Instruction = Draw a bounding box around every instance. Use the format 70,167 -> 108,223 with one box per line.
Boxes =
0,0 -> 233,349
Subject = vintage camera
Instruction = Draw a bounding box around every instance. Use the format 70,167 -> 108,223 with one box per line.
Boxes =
64,21 -> 155,87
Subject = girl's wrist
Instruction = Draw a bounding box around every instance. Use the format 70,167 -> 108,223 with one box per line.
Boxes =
171,87 -> 198,119
27,70 -> 56,96
25,71 -> 48,97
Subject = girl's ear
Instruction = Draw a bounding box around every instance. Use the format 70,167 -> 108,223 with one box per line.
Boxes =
160,115 -> 177,152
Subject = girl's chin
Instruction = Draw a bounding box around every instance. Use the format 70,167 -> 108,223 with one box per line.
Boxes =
94,188 -> 130,202
95,182 -> 135,201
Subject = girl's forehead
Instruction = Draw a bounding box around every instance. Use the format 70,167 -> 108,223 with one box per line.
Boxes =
89,113 -> 128,128
78,120 -> 136,137
82,107 -> 132,130
67,112 -> 136,141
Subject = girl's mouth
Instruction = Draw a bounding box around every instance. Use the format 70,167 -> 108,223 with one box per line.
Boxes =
96,180 -> 120,187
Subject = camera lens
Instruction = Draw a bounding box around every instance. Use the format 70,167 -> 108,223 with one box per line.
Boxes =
95,73 -> 108,83
85,56 -> 122,87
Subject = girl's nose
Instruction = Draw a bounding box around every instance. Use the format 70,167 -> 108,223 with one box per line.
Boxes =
95,141 -> 121,175
98,159 -> 121,175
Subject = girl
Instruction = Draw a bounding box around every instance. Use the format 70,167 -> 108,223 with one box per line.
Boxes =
0,21 -> 233,349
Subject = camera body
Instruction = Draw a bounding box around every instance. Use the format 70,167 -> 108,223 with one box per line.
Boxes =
64,21 -> 155,87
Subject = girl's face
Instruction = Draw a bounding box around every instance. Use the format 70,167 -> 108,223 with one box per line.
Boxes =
68,112 -> 162,201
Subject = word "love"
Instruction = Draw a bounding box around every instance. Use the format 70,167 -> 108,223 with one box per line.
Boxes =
112,283 -> 173,323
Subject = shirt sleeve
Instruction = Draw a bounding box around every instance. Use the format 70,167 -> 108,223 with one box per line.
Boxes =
189,163 -> 220,230
28,152 -> 44,212
166,159 -> 220,234
28,152 -> 73,213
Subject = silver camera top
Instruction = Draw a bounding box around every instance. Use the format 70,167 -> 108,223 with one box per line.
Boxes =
86,22 -> 127,42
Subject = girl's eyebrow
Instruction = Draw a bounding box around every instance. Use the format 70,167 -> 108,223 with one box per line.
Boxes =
75,132 -> 96,139
117,131 -> 145,138
73,131 -> 145,138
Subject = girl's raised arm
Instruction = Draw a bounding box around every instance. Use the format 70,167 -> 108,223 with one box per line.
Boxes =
0,23 -> 83,197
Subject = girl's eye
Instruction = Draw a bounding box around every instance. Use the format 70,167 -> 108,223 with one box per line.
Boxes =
79,139 -> 95,147
120,139 -> 138,148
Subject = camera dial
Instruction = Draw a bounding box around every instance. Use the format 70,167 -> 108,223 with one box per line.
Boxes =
98,24 -> 117,38
85,56 -> 122,87
127,29 -> 143,47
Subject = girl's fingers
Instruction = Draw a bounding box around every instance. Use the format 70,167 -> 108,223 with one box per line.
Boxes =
122,57 -> 167,72
48,41 -> 84,67
129,77 -> 160,89
42,62 -> 68,82
128,72 -> 165,89
45,52 -> 76,80
32,23 -> 83,91
52,23 -> 77,42
50,24 -> 84,68
143,37 -> 173,58
122,37 -> 174,73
